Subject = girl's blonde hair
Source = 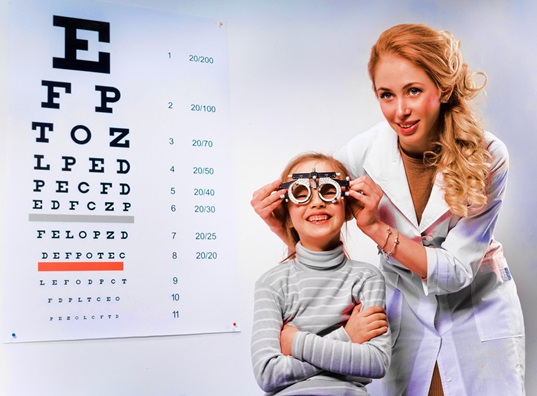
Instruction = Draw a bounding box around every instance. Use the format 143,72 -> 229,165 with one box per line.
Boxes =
368,23 -> 491,217
279,152 -> 353,260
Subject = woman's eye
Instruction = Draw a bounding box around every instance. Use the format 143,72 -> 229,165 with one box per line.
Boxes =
409,87 -> 421,96
379,92 -> 393,99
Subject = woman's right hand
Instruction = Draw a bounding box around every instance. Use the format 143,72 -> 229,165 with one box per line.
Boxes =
250,179 -> 288,242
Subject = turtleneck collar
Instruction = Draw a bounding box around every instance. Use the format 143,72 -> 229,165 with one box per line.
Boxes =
295,242 -> 346,271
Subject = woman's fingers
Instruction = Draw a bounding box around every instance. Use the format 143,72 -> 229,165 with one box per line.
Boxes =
251,179 -> 282,204
251,179 -> 284,216
348,176 -> 382,199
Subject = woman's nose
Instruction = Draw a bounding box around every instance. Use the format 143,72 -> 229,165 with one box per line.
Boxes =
396,99 -> 411,118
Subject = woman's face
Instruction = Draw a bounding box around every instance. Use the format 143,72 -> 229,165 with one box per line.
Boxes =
286,159 -> 346,252
373,54 -> 442,155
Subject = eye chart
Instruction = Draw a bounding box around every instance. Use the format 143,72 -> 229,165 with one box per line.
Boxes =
3,0 -> 240,342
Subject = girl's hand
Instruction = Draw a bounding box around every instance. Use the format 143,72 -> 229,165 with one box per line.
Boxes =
344,303 -> 388,344
250,179 -> 289,243
280,323 -> 298,356
347,176 -> 384,232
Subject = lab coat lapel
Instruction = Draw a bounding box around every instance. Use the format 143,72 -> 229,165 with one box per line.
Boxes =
363,128 -> 419,227
419,172 -> 451,232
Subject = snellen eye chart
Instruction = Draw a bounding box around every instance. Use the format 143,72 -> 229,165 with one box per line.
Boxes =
3,0 -> 240,342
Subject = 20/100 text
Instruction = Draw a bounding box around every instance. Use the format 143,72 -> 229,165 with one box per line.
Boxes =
191,104 -> 216,113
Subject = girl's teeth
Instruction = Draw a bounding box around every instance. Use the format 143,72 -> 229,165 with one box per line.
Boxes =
309,215 -> 328,222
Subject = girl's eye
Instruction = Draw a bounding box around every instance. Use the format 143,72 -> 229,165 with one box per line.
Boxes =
409,87 -> 421,96
320,186 -> 337,197
291,185 -> 310,201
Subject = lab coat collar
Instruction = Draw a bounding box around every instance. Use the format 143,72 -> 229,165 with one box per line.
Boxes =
363,126 -> 450,231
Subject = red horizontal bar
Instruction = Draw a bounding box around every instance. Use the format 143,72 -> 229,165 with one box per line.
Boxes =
38,262 -> 124,272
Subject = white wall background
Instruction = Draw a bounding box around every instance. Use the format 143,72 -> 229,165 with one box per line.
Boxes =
1,0 -> 535,395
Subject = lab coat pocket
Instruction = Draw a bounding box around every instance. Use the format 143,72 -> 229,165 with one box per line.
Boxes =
384,272 -> 402,346
472,256 -> 525,341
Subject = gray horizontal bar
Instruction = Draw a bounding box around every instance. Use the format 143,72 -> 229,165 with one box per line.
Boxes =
28,214 -> 135,223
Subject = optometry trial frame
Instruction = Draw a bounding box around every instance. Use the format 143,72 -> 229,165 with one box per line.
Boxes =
279,171 -> 350,205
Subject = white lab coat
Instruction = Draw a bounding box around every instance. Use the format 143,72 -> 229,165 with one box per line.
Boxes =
336,121 -> 525,396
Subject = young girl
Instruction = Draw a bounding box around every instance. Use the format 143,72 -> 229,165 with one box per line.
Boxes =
251,152 -> 391,395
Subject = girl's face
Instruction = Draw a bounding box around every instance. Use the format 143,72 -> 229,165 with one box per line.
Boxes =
373,54 -> 442,155
286,159 -> 346,252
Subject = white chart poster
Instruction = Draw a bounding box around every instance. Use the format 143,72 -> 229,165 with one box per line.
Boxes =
3,0 -> 241,342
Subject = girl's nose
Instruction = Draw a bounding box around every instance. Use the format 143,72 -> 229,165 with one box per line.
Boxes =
309,189 -> 326,208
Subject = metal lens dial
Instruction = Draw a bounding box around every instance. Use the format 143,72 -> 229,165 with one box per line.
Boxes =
288,180 -> 311,204
318,179 -> 340,203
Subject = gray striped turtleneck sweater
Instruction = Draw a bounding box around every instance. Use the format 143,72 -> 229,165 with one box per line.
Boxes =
251,242 -> 391,395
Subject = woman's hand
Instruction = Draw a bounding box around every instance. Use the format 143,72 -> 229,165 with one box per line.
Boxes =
346,176 -> 384,233
344,303 -> 388,344
280,323 -> 299,356
250,179 -> 289,243
348,177 -> 429,278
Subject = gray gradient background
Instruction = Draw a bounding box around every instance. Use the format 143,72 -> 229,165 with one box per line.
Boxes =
1,0 -> 535,394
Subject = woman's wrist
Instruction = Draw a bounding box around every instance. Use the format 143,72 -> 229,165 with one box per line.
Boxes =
358,221 -> 385,244
361,221 -> 401,259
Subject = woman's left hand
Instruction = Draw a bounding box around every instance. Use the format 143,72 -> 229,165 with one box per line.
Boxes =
347,176 -> 384,232
280,323 -> 298,356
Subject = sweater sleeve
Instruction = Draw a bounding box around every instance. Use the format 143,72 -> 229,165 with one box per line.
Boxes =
251,279 -> 323,393
291,271 -> 391,378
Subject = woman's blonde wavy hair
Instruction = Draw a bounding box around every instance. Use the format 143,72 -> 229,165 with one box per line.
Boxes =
368,23 -> 491,217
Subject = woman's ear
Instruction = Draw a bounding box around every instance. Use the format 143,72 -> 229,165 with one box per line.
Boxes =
440,87 -> 453,104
